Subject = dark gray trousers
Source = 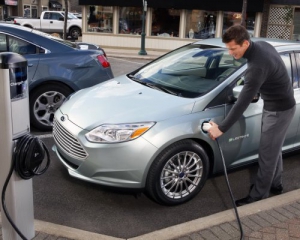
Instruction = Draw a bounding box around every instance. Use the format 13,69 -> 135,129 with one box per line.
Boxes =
250,105 -> 296,200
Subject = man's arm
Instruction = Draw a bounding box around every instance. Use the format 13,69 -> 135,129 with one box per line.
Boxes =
208,67 -> 264,139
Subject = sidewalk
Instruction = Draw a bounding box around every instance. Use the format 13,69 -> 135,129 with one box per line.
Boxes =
1,189 -> 300,239
104,47 -> 168,60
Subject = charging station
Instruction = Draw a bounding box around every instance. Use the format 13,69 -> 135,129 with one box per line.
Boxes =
0,52 -> 34,240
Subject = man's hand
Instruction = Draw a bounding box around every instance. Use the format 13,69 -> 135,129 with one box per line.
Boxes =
207,121 -> 223,140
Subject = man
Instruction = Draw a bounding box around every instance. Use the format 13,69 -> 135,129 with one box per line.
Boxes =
208,25 -> 296,206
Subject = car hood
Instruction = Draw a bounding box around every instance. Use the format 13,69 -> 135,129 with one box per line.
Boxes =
59,75 -> 195,130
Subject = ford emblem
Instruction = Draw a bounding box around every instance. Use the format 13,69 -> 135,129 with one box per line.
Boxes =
61,116 -> 65,121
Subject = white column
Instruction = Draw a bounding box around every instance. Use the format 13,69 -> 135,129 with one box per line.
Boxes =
179,9 -> 187,39
254,12 -> 263,37
113,6 -> 119,34
215,11 -> 224,38
146,7 -> 152,36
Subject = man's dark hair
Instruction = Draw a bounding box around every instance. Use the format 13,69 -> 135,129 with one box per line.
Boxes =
222,24 -> 250,45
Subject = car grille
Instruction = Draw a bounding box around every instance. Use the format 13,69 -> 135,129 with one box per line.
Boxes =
53,118 -> 88,160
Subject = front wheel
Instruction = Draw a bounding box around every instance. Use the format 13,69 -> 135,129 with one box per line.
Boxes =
146,140 -> 210,206
29,84 -> 73,131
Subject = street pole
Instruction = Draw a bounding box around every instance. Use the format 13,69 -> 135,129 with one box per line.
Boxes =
138,0 -> 147,55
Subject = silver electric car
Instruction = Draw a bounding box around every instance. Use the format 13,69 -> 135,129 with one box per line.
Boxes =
52,38 -> 300,206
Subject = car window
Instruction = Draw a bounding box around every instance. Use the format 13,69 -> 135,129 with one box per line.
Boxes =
280,53 -> 293,85
0,34 -> 7,52
295,53 -> 300,88
8,36 -> 37,55
130,45 -> 246,98
43,12 -> 50,19
46,13 -> 61,20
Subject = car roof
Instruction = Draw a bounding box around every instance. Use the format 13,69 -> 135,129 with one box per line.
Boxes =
0,23 -> 74,52
193,37 -> 300,48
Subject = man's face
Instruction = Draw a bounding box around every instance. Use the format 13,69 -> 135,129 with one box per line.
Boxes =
225,40 -> 250,59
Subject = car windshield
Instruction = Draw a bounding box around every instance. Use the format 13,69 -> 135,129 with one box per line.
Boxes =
129,44 -> 247,98
61,12 -> 79,19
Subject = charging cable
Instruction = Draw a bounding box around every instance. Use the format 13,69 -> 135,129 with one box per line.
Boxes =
202,122 -> 244,240
1,133 -> 50,240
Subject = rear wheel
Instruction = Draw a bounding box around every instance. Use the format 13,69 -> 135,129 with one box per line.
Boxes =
29,84 -> 73,131
69,27 -> 81,38
146,140 -> 210,206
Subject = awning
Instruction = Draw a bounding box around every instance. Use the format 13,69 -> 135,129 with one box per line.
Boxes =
49,1 -> 62,9
79,0 -> 264,12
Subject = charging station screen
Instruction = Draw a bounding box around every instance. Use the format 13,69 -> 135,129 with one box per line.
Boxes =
9,67 -> 27,100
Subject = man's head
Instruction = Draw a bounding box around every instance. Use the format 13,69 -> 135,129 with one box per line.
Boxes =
222,25 -> 250,59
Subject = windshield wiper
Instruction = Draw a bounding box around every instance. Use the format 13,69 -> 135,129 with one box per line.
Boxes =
128,74 -> 179,96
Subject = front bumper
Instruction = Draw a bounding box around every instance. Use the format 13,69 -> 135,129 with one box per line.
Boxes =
53,111 -> 158,188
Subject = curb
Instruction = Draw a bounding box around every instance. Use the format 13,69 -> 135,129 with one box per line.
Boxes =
106,53 -> 160,60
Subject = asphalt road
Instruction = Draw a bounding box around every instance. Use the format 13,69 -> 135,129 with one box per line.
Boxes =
31,57 -> 300,238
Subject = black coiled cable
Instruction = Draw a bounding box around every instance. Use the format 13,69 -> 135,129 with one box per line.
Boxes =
1,133 -> 50,240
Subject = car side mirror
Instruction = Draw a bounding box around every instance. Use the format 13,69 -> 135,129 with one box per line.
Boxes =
232,85 -> 260,103
58,17 -> 64,21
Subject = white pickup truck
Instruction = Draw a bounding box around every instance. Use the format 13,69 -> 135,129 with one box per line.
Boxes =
14,11 -> 82,38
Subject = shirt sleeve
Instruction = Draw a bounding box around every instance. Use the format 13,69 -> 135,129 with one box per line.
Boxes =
218,67 -> 265,133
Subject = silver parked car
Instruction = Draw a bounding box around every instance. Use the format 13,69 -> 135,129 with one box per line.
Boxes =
53,38 -> 300,205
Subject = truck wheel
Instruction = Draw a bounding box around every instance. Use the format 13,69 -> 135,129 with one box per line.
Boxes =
29,84 -> 73,131
69,27 -> 81,39
146,140 -> 210,206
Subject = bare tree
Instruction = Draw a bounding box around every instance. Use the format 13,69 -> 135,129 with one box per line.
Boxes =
241,0 -> 247,27
63,0 -> 68,39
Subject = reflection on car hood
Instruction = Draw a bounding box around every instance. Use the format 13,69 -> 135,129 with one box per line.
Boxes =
59,75 -> 195,130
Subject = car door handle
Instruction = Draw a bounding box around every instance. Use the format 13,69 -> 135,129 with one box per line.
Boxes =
50,21 -> 53,24
28,64 -> 33,67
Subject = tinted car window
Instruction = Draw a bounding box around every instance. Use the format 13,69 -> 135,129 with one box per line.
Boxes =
0,34 -> 7,52
130,45 -> 246,98
8,36 -> 37,55
280,53 -> 293,84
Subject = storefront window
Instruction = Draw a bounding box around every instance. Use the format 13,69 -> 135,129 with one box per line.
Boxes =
0,6 -> 3,20
87,6 -> 113,33
23,5 -> 31,18
119,7 -> 143,34
32,5 -> 38,18
185,10 -> 217,39
292,8 -> 300,41
151,8 -> 180,37
223,12 -> 255,36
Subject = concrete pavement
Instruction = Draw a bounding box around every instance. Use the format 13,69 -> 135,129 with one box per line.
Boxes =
1,189 -> 300,239
1,48 -> 300,240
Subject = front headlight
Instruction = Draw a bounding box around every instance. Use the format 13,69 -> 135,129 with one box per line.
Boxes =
85,122 -> 156,143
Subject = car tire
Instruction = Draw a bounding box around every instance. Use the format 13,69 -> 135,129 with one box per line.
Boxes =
29,84 -> 73,131
146,140 -> 210,206
69,27 -> 81,38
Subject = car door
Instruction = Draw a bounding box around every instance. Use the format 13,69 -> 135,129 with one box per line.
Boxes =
48,12 -> 64,33
293,52 -> 300,148
218,52 -> 298,168
6,34 -> 40,83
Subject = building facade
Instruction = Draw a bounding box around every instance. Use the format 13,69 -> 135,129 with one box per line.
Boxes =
0,0 -> 300,51
0,0 -> 67,20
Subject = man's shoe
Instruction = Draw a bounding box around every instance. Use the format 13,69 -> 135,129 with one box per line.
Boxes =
235,195 -> 258,207
270,184 -> 283,195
